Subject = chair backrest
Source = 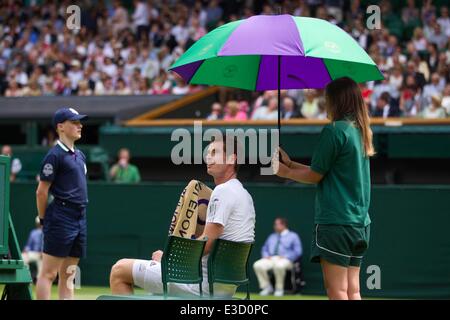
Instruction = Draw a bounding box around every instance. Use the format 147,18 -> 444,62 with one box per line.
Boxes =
161,235 -> 206,286
207,239 -> 253,286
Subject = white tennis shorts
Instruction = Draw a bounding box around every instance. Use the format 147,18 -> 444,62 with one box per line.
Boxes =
132,259 -> 236,298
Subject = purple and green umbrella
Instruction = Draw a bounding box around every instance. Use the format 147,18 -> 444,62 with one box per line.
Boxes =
169,15 -> 383,130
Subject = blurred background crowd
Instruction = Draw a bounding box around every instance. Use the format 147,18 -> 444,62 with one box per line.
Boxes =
0,0 -> 449,118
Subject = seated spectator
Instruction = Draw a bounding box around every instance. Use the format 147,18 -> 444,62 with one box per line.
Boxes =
224,100 -> 247,121
23,80 -> 42,96
253,217 -> 302,297
172,78 -> 190,95
41,128 -> 57,147
115,78 -> 132,95
300,89 -> 319,119
282,97 -> 300,119
1,145 -> 22,182
5,80 -> 23,97
428,23 -> 448,50
316,99 -> 328,119
403,60 -> 427,90
423,73 -> 446,105
422,94 -> 447,119
22,217 -> 44,281
251,97 -> 278,120
373,92 -> 401,118
400,78 -> 425,117
207,102 -> 222,120
437,6 -> 450,37
67,60 -> 84,91
371,70 -> 399,110
442,84 -> 450,115
109,148 -> 141,183
78,80 -> 93,96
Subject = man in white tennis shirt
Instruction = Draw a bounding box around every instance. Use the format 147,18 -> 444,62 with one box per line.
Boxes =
109,135 -> 256,297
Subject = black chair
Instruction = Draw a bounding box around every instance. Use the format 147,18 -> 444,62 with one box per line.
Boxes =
269,256 -> 305,294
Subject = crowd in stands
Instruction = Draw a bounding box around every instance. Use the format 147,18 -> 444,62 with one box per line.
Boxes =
0,0 -> 449,118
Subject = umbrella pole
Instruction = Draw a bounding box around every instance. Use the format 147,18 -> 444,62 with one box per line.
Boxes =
277,55 -> 281,144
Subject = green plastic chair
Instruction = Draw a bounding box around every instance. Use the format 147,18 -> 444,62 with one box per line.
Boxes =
161,235 -> 207,298
207,239 -> 253,300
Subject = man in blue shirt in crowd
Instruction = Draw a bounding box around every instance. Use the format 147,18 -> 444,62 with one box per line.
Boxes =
35,107 -> 88,300
22,216 -> 44,279
253,217 -> 302,296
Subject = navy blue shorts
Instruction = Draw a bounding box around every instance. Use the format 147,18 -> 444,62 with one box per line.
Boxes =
43,201 -> 87,258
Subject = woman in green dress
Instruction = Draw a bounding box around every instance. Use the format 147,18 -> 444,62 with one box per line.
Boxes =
274,77 -> 374,300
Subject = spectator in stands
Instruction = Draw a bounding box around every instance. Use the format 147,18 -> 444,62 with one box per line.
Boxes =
0,0 -> 448,114
5,80 -> 23,97
22,216 -> 44,281
400,76 -> 425,117
115,78 -> 132,95
207,102 -> 223,120
422,94 -> 446,119
110,0 -> 130,37
282,97 -> 300,119
1,145 -> 22,182
428,22 -> 448,50
67,60 -> 84,92
442,84 -> 450,116
437,6 -> 450,37
316,99 -> 328,120
404,60 -> 427,90
300,89 -> 319,119
41,128 -> 57,147
371,70 -> 399,112
252,97 -> 278,120
172,77 -> 190,95
373,92 -> 401,118
423,73 -> 446,105
109,148 -> 141,183
133,0 -> 150,41
223,100 -> 247,120
253,217 -> 302,297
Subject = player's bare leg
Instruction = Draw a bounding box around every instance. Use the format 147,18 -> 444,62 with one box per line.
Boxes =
58,257 -> 80,300
36,253 -> 64,300
347,266 -> 362,300
320,259 -> 349,300
110,259 -> 135,294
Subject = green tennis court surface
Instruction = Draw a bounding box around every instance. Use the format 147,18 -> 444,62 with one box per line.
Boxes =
1,284 -> 328,300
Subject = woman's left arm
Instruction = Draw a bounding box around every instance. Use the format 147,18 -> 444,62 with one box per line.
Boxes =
273,148 -> 323,184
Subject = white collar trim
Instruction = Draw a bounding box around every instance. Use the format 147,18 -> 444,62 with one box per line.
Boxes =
57,140 -> 74,153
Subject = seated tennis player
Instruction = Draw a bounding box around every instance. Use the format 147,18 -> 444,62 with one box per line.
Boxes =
109,135 -> 255,297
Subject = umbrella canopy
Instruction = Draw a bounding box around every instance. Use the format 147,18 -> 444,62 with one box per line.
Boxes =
169,15 -> 383,91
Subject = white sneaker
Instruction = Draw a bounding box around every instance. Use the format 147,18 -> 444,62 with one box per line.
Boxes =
259,285 -> 274,296
274,289 -> 284,297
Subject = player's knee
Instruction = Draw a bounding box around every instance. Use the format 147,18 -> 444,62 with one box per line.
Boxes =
110,259 -> 129,283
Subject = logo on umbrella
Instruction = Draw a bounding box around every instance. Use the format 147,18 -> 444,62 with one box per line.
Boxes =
223,65 -> 238,78
199,44 -> 213,56
324,41 -> 341,54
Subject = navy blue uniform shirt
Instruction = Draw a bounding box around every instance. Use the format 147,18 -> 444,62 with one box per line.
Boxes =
40,140 -> 88,206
